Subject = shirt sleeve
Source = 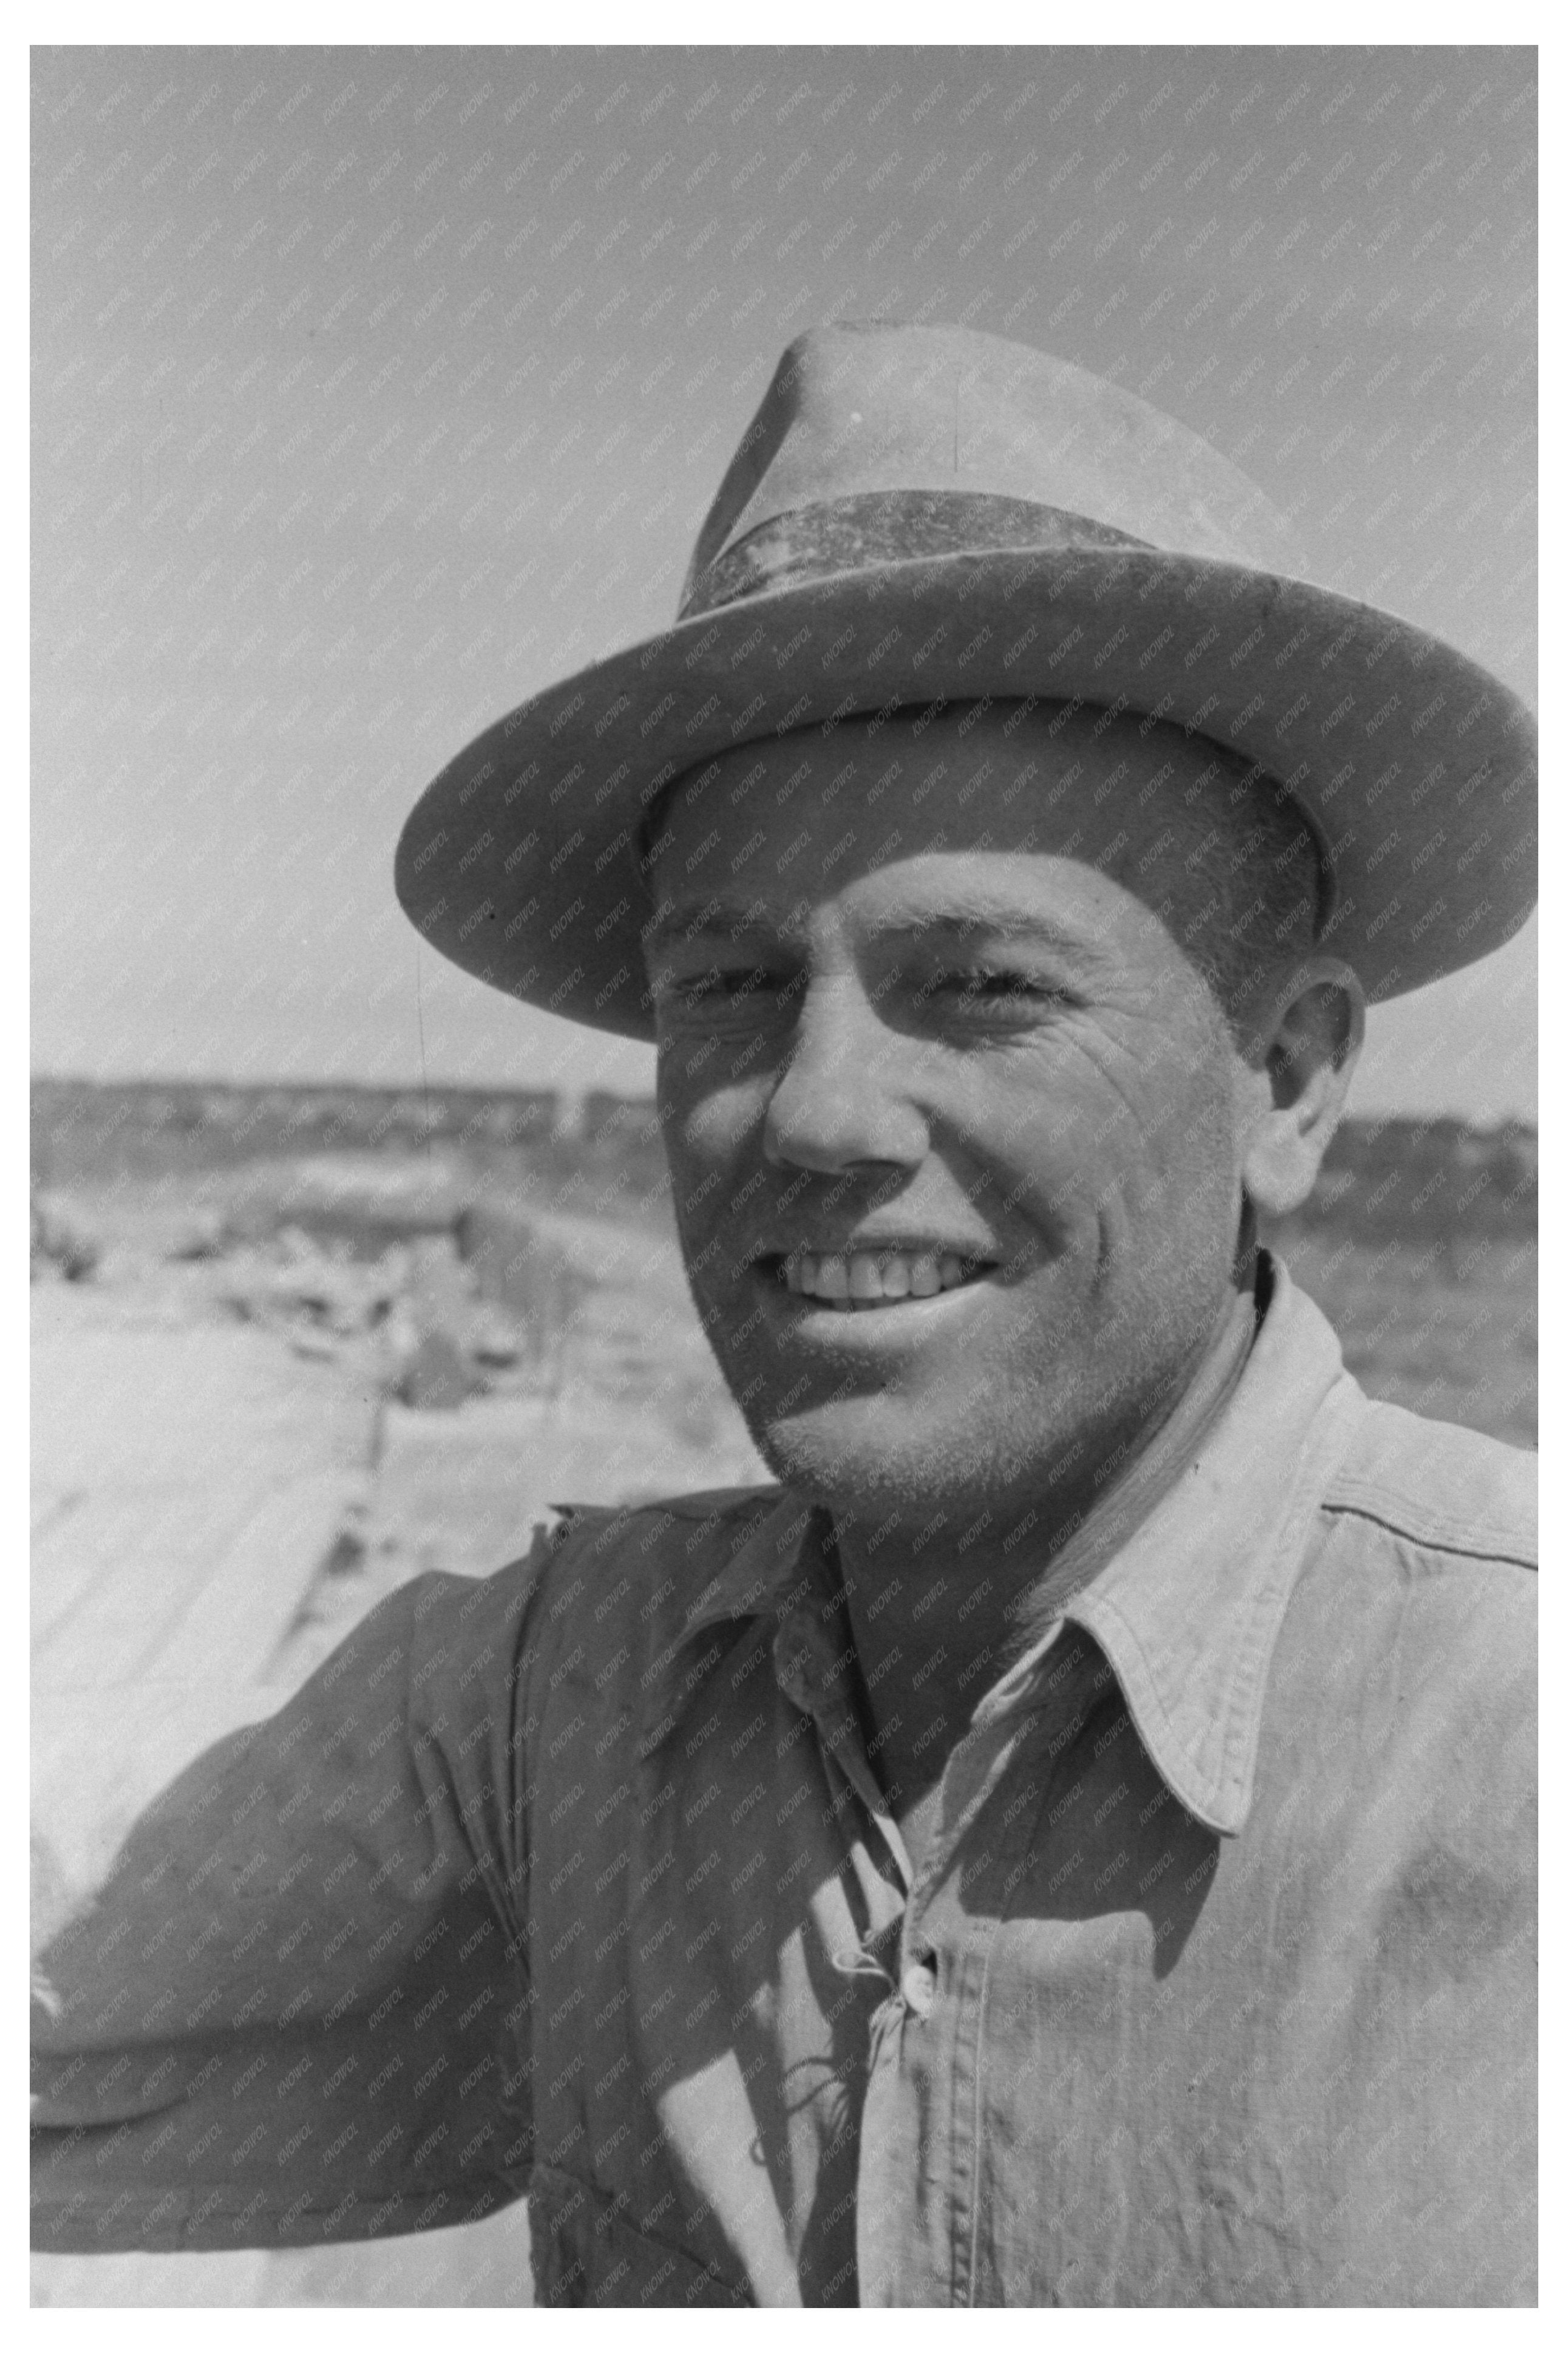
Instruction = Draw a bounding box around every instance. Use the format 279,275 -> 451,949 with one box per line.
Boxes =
31,1537 -> 552,2254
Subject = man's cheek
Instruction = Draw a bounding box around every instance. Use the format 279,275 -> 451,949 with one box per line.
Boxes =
1145,1085 -> 1237,1222
662,1142 -> 721,1261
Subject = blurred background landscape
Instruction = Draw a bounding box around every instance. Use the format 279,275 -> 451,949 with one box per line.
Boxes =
29,1081 -> 1536,2305
33,1074 -> 1540,1463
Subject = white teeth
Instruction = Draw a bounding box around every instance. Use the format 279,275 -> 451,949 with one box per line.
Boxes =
781,1250 -> 986,1307
848,1252 -> 881,1299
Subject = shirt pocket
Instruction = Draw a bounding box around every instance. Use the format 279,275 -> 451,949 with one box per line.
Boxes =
528,2162 -> 752,2307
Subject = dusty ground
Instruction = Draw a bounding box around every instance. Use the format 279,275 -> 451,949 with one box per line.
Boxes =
31,1150 -> 1535,2303
31,1158 -> 767,2306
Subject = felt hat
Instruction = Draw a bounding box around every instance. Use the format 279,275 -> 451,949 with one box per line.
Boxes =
395,320 -> 1536,1035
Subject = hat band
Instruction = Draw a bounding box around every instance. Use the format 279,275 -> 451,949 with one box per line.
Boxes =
679,491 -> 1153,619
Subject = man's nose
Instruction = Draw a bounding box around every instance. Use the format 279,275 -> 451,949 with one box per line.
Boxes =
761,974 -> 928,1175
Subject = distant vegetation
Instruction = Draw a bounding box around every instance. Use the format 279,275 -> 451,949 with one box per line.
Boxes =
29,1077 -> 1538,1244
31,1078 -> 673,1216
30,1077 -> 1537,1448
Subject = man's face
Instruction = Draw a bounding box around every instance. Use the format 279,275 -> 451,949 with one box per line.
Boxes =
645,703 -> 1263,1534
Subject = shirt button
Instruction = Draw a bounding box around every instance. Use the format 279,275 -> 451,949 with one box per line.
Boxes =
901,1961 -> 936,2019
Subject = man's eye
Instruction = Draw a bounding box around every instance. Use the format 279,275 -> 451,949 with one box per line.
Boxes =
928,967 -> 1066,1010
659,966 -> 780,1010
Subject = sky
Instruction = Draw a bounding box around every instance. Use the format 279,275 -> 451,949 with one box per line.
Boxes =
32,44 -> 1536,1117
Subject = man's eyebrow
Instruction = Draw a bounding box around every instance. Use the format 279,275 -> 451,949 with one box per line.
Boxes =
904,906 -> 1088,948
645,892 -> 1103,957
882,896 -> 1113,961
643,896 -> 775,948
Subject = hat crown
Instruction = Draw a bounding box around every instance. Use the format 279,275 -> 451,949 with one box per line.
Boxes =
398,317 -> 1536,1034
680,320 -> 1297,615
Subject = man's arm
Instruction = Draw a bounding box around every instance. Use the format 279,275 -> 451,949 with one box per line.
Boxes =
32,1547 -> 548,2253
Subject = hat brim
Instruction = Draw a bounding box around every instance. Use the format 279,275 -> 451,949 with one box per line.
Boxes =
395,547 -> 1537,1038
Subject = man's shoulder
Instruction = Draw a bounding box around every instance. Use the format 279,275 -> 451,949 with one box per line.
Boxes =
1296,1396 -> 1536,1791
1320,1394 -> 1536,1576
545,1481 -> 785,1553
519,1482 -> 787,1630
1270,1399 -> 1537,1883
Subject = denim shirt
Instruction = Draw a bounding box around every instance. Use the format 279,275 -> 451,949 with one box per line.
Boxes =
31,1259 -> 1536,2304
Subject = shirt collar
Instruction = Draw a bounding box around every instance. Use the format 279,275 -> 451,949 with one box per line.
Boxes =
637,1255 -> 1366,1834
980,1255 -> 1364,1834
634,1494 -> 835,1760
674,1494 -> 829,1650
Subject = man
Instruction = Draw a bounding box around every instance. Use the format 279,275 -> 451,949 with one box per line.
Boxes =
32,323 -> 1536,2304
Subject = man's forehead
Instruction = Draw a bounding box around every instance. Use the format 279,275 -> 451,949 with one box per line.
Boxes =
644,862 -> 1141,952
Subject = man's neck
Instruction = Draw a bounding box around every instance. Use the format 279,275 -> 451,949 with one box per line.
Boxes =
833,1279 -> 1261,1819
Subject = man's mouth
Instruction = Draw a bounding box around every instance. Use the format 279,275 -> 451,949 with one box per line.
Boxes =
770,1248 -> 997,1310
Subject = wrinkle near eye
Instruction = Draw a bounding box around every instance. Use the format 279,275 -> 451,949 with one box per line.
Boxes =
1028,1006 -> 1182,1137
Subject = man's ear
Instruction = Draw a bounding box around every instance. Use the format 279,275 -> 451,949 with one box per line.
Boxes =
1240,958 -> 1366,1221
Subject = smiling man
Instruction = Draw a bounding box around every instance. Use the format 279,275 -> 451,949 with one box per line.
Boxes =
642,701 -> 1348,1854
32,324 -> 1537,2306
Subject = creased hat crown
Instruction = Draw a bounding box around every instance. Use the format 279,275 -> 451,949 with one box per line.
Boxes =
396,316 -> 1536,1032
680,320 -> 1299,616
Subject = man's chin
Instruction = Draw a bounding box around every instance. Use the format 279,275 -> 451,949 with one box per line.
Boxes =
745,1403 -> 993,1529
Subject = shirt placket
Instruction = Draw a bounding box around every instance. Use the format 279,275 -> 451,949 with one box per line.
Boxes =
909,1700 -> 1054,2305
937,1633 -> 1124,2304
864,1627 -> 1101,2304
775,1592 -> 1082,2304
770,1602 -> 928,2294
771,1599 -> 914,1901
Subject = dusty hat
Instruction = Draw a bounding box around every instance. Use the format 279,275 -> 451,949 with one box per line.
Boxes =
396,319 -> 1536,1035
